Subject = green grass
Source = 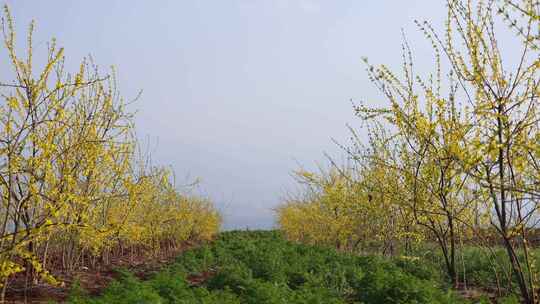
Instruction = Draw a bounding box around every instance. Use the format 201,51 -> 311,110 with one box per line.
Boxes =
412,243 -> 540,297
67,230 -> 474,304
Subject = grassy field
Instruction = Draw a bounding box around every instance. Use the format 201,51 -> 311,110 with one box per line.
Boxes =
64,230 -> 523,304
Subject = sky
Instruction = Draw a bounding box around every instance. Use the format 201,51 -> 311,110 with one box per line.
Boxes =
3,1 -> 448,229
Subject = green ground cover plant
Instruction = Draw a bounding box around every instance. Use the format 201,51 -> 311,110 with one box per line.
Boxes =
67,230 -> 472,304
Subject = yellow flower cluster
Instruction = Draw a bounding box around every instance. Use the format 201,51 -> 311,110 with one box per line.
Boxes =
0,6 -> 220,292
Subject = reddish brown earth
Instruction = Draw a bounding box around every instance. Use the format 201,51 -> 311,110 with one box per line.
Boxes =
186,269 -> 216,287
4,243 -> 198,304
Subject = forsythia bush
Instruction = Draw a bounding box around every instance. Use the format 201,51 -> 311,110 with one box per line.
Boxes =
277,167 -> 419,254
279,0 -> 540,301
0,5 -> 221,293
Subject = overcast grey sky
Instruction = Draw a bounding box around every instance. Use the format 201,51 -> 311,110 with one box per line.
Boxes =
4,1 -> 448,229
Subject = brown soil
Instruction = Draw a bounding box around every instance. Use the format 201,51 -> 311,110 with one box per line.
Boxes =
4,243 -> 197,304
186,269 -> 217,287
